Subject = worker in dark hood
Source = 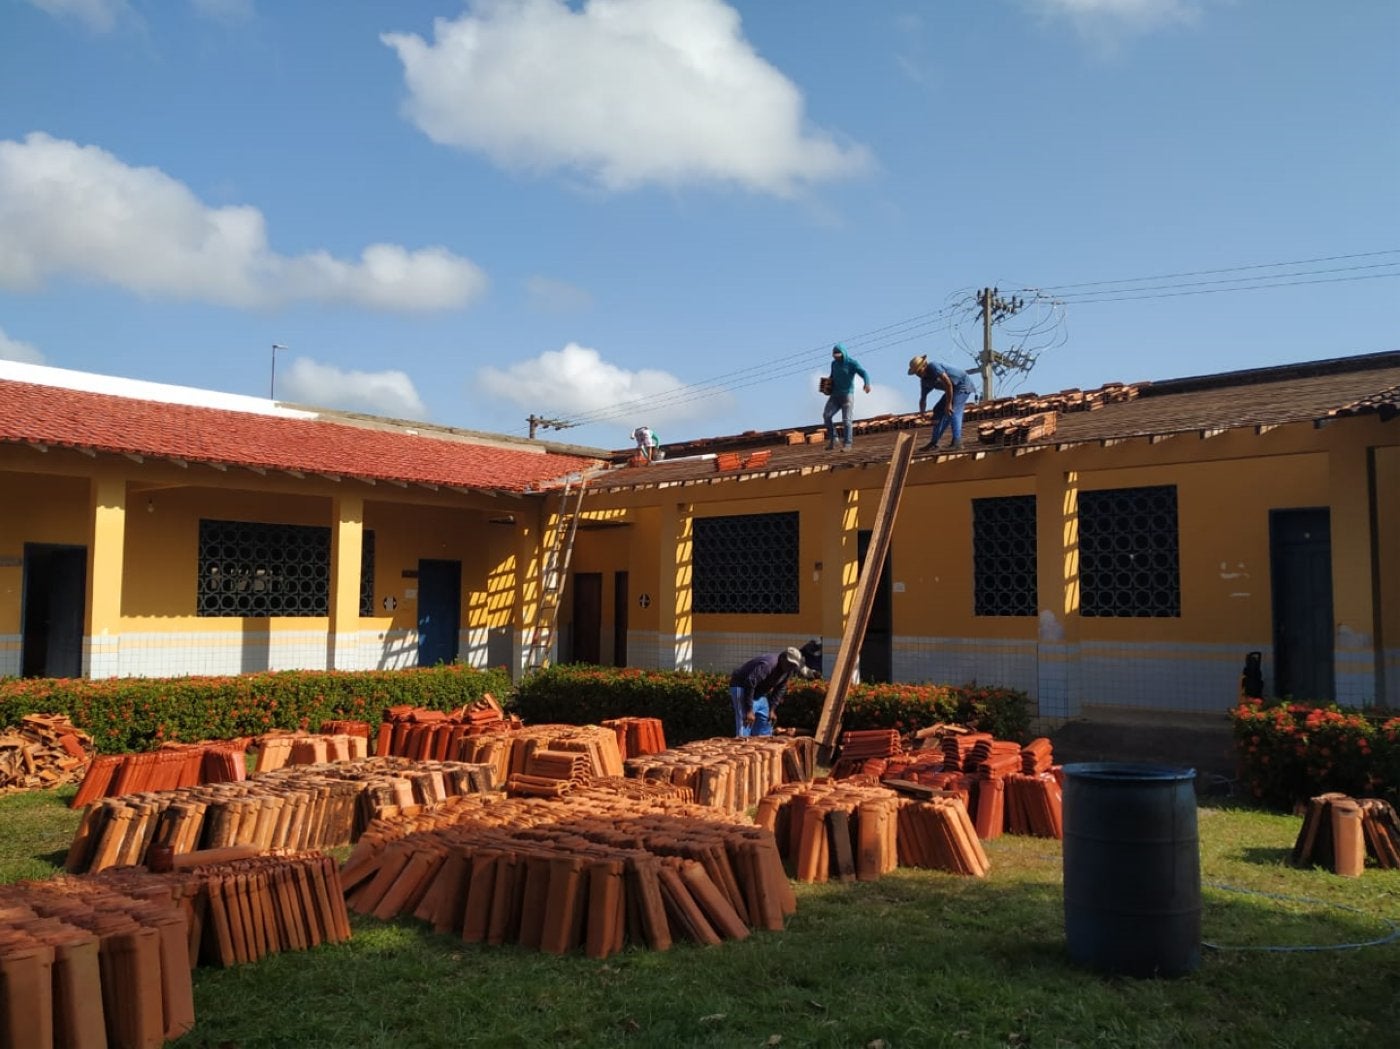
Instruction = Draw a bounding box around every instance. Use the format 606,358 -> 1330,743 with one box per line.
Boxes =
728,646 -> 816,736
822,343 -> 871,452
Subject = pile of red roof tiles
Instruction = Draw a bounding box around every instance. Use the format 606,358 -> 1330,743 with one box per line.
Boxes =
601,716 -> 667,759
756,780 -> 989,881
339,785 -> 794,958
1292,792 -> 1400,875
374,695 -> 515,760
0,874 -> 196,1047
0,714 -> 94,795
71,741 -> 248,809
834,728 -> 1064,841
624,736 -> 816,812
977,411 -> 1057,447
65,756 -> 497,874
456,724 -> 627,788
253,732 -> 370,772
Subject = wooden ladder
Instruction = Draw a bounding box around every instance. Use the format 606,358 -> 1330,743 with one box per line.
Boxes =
524,477 -> 587,672
814,432 -> 917,763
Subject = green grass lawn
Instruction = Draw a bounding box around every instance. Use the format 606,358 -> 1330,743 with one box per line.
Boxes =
3,789 -> 1397,1049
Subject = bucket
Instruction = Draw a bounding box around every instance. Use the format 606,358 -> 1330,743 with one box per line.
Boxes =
1062,762 -> 1201,977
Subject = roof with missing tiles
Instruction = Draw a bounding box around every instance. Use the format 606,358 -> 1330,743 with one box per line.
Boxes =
585,350 -> 1400,492
0,377 -> 603,493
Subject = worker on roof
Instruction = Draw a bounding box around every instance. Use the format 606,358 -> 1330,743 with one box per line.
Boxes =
631,425 -> 660,463
822,343 -> 871,452
909,354 -> 977,452
728,646 -> 817,737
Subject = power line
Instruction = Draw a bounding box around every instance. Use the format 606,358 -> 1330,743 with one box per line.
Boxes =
519,250 -> 1400,437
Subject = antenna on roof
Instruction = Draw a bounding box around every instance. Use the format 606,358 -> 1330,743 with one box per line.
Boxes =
270,344 -> 287,400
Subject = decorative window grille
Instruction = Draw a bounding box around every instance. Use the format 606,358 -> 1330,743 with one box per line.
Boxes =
692,512 -> 799,614
973,495 -> 1037,616
197,520 -> 375,617
1078,485 -> 1180,617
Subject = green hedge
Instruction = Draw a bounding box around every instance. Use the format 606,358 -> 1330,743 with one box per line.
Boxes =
1231,698 -> 1400,809
0,665 -> 511,754
507,665 -> 1033,745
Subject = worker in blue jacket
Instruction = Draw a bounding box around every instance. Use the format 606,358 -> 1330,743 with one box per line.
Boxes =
910,354 -> 977,451
822,343 -> 871,451
728,647 -> 815,736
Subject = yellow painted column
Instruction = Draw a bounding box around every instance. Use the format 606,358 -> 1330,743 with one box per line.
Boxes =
1035,464 -> 1079,717
1374,445 -> 1400,707
657,500 -> 693,671
329,494 -> 364,671
87,472 -> 126,678
1329,441 -> 1378,705
820,486 -> 859,673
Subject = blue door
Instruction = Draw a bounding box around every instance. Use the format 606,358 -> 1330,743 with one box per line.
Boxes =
417,559 -> 461,667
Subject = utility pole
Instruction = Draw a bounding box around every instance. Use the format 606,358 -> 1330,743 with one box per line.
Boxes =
527,415 -> 576,439
975,288 -> 1024,402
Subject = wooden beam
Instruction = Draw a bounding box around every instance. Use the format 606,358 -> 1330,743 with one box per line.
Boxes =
814,432 -> 916,763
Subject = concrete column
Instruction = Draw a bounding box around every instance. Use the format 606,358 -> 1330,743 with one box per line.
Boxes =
87,472 -> 126,678
658,500 -> 693,671
1329,442 -> 1379,705
1035,464 -> 1080,718
328,494 -> 364,671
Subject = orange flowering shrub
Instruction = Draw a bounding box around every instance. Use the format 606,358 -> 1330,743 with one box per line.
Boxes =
1231,698 -> 1399,808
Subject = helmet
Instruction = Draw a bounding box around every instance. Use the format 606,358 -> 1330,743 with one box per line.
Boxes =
783,646 -> 804,667
908,354 -> 927,375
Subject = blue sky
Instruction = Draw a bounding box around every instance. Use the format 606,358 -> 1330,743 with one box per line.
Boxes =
2,0 -> 1397,449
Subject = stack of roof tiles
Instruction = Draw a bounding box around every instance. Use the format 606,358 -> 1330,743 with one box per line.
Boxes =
1292,793 -> 1400,875
600,717 -> 667,759
977,410 -> 1057,447
339,786 -> 794,958
755,780 -> 988,880
65,756 -> 498,874
81,850 -> 351,969
374,695 -> 514,760
253,732 -> 370,773
0,876 -> 196,1048
71,742 -> 248,809
624,736 -> 814,812
456,724 -> 626,788
829,729 -> 902,780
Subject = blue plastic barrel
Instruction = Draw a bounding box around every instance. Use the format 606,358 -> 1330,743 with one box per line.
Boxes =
1062,762 -> 1201,977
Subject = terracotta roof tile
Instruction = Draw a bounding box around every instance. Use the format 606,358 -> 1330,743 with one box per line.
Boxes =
588,351 -> 1400,492
0,380 -> 601,492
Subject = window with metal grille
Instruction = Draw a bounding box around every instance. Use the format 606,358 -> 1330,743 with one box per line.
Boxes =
692,512 -> 799,614
197,520 -> 375,617
973,495 -> 1037,616
1078,485 -> 1180,617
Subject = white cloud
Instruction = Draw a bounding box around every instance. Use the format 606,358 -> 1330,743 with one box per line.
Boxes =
1024,0 -> 1203,41
0,133 -> 488,312
382,0 -> 872,196
478,341 -> 726,424
279,357 -> 428,420
525,276 -> 593,314
24,0 -> 130,33
0,327 -> 45,365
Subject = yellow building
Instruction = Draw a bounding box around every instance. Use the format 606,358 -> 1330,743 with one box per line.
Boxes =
3,352 -> 1397,718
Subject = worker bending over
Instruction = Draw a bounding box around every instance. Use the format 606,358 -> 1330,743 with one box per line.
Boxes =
728,646 -> 816,737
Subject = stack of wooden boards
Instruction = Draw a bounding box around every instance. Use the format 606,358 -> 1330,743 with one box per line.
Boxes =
755,780 -> 989,881
624,736 -> 816,812
1291,792 -> 1400,875
339,784 -> 793,959
0,714 -> 94,795
65,756 -> 498,874
0,874 -> 195,1049
72,741 -> 248,808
